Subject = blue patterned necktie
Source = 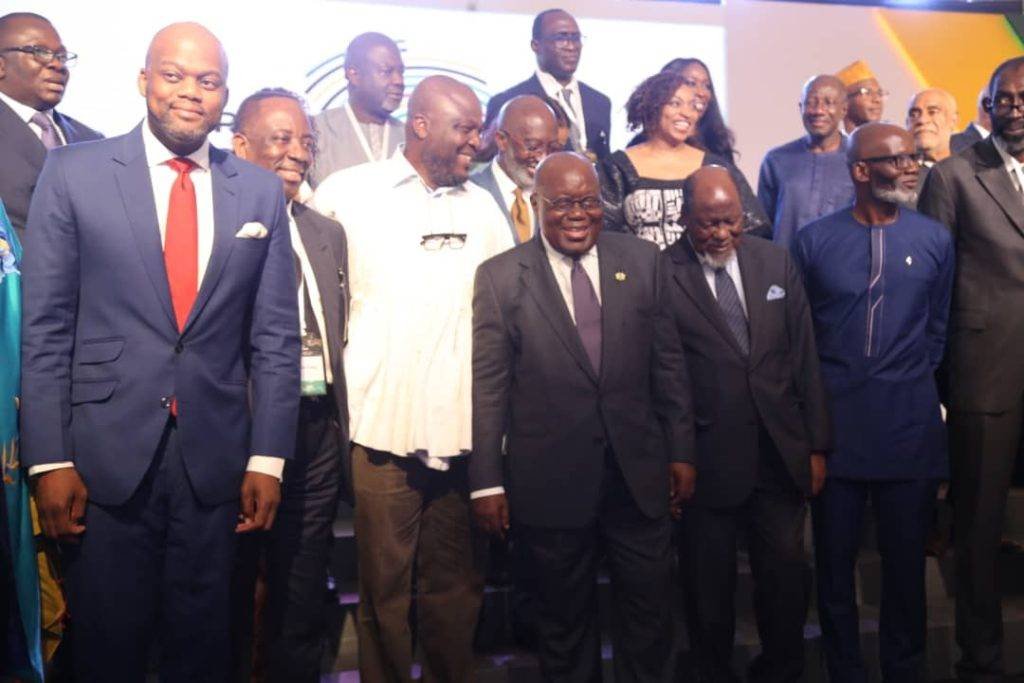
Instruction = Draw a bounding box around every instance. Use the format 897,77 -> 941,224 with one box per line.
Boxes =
571,258 -> 602,374
714,267 -> 750,356
865,226 -> 885,357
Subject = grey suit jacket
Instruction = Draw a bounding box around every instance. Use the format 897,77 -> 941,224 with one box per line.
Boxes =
662,237 -> 831,508
469,163 -> 521,245
0,98 -> 102,242
471,232 -> 694,528
308,104 -> 403,188
918,136 -> 1024,413
950,124 -> 984,155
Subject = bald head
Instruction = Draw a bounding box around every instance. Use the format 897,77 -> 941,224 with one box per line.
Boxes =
0,12 -> 69,109
801,75 -> 847,142
906,88 -> 957,161
138,22 -> 228,155
495,95 -> 559,190
683,166 -> 743,266
848,122 -> 920,207
848,122 -> 915,163
404,76 -> 483,188
533,152 -> 601,256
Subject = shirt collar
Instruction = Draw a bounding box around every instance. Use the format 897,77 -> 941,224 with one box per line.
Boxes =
141,117 -> 210,172
0,89 -> 55,126
972,121 -> 990,138
491,158 -> 522,198
388,145 -> 468,197
535,68 -> 579,97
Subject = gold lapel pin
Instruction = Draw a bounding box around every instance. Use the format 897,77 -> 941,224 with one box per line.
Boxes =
614,271 -> 626,282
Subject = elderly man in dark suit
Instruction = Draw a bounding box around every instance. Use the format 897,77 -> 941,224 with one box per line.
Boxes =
230,88 -> 349,683
471,152 -> 695,681
663,166 -> 831,683
918,56 -> 1024,683
471,94 -> 559,245
950,87 -> 991,154
483,9 -> 611,160
0,12 -> 101,242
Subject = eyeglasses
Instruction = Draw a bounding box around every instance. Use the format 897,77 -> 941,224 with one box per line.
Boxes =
989,94 -> 1024,114
539,196 -> 602,213
859,152 -> 924,170
420,233 -> 467,250
0,45 -> 77,67
540,32 -> 583,46
852,87 -> 889,100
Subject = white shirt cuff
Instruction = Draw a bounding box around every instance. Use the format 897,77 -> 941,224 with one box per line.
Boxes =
470,486 -> 505,500
27,461 -> 75,477
246,455 -> 285,482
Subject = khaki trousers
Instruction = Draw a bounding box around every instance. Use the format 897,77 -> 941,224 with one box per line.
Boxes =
352,444 -> 484,683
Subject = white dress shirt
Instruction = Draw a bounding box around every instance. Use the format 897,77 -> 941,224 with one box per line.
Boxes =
0,89 -> 66,146
696,247 -> 748,317
535,69 -> 587,149
313,150 -> 512,470
491,159 -> 535,236
470,233 -> 601,500
289,204 -> 333,384
993,135 -> 1024,195
972,121 -> 991,139
29,120 -> 284,480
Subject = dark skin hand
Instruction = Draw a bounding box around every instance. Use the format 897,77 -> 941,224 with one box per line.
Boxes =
34,468 -> 88,542
473,493 -> 510,540
669,462 -> 697,519
810,452 -> 827,497
235,471 -> 281,533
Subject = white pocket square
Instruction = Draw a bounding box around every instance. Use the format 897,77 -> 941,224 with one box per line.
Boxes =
766,285 -> 786,301
235,222 -> 268,239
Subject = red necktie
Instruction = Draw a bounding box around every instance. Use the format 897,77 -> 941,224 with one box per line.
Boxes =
164,157 -> 198,331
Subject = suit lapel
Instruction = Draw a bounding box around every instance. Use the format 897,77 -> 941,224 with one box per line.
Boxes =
112,125 -> 177,331
736,243 -> 765,364
294,205 -> 342,353
669,240 -> 746,358
522,240 -> 599,384
475,166 -> 515,235
0,98 -> 45,170
975,140 -> 1024,237
184,146 -> 238,333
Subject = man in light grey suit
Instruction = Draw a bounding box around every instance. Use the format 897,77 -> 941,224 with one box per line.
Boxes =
471,94 -> 559,245
308,32 -> 404,187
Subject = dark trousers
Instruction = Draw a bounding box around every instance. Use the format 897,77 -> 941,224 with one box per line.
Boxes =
681,445 -> 810,683
950,406 -> 1024,682
351,444 -> 484,683
812,477 -> 938,683
63,421 -> 238,682
517,457 -> 674,683
233,395 -> 343,683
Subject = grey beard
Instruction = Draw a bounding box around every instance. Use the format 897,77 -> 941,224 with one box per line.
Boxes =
872,185 -> 918,206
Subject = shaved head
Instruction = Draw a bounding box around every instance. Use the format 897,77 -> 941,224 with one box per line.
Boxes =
848,122 -> 920,207
138,22 -> 228,155
533,152 -> 601,256
683,166 -> 744,266
0,12 -> 69,109
404,75 -> 483,188
495,95 -> 559,189
848,122 -> 915,163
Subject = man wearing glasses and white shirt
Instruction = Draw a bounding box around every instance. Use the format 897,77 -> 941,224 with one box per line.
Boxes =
312,75 -> 510,683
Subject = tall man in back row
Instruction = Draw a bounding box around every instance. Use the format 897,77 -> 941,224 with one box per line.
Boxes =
313,75 -> 511,683
918,56 -> 1024,683
796,123 -> 953,682
20,23 -> 299,681
485,9 -> 611,160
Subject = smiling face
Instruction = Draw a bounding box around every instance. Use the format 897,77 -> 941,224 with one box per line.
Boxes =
677,61 -> 713,113
654,84 -> 701,145
0,16 -> 69,110
531,11 -> 581,83
846,77 -> 884,126
138,23 -> 228,155
232,97 -> 315,201
800,77 -> 846,141
495,97 -> 559,190
418,90 -> 482,187
532,153 -> 602,257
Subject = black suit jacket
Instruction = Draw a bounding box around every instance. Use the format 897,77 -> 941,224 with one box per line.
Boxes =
918,137 -> 1024,413
0,98 -> 102,242
662,237 -> 831,509
483,74 -> 611,160
471,232 -> 694,528
950,124 -> 984,155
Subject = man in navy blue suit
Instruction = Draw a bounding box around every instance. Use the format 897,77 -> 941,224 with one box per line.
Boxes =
484,8 -> 611,160
20,22 -> 299,682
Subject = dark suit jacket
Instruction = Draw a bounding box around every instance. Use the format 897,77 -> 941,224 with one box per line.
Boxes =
471,232 -> 694,529
292,202 -> 351,492
483,74 -> 611,160
21,124 -> 300,506
918,137 -> 1024,413
0,98 -> 102,242
950,124 -> 984,155
662,237 -> 831,509
469,163 -> 521,245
